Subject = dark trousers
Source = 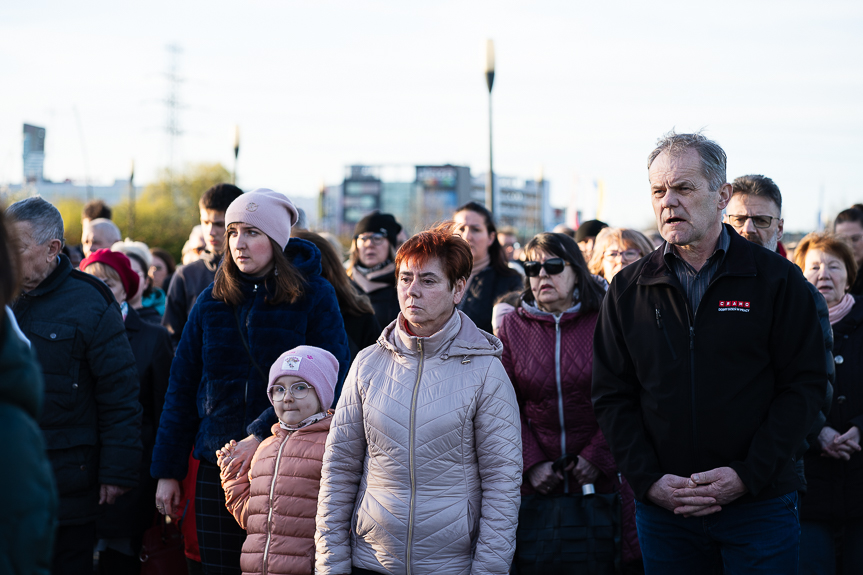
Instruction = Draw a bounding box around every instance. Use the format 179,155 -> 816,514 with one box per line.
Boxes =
52,522 -> 96,575
800,517 -> 863,575
635,492 -> 800,575
195,460 -> 246,575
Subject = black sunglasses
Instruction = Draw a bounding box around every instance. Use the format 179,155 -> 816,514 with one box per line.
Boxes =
523,258 -> 570,277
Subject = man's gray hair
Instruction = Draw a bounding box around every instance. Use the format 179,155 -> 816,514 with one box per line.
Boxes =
647,130 -> 727,193
89,218 -> 122,243
6,196 -> 65,246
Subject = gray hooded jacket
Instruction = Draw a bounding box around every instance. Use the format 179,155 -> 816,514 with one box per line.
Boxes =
315,310 -> 522,575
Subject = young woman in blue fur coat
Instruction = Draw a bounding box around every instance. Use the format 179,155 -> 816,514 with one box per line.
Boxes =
152,189 -> 350,575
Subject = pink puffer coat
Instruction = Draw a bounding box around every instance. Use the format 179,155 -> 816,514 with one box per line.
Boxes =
498,300 -> 641,566
223,417 -> 331,575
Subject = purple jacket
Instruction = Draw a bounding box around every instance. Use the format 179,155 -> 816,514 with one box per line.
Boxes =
498,299 -> 640,565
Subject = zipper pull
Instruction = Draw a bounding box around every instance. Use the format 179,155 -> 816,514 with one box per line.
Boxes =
417,339 -> 423,354
690,326 -> 695,350
655,308 -> 662,328
254,284 -> 258,292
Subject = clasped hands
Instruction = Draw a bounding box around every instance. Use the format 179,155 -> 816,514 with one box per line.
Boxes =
818,425 -> 861,461
527,456 -> 600,494
647,467 -> 747,518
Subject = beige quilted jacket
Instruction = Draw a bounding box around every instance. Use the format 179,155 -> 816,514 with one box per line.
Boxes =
315,310 -> 522,575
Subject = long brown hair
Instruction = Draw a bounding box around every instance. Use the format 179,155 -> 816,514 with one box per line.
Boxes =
293,230 -> 375,317
212,225 -> 305,307
0,206 -> 20,342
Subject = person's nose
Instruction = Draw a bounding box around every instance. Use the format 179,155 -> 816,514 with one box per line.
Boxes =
741,216 -> 758,234
538,264 -> 549,278
406,278 -> 422,298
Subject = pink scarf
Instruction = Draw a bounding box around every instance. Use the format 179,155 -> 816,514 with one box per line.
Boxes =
828,293 -> 855,325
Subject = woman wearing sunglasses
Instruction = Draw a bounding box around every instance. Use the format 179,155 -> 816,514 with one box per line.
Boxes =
497,232 -> 642,572
588,227 -> 655,283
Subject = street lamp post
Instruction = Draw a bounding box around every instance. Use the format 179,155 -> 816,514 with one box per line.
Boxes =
485,39 -> 495,212
128,159 -> 136,238
536,165 -> 544,237
233,125 -> 240,185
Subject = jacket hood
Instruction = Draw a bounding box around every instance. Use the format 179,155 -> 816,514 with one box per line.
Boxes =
285,237 -> 322,278
379,309 -> 502,360
518,295 -> 584,324
0,313 -> 43,419
200,250 -> 222,272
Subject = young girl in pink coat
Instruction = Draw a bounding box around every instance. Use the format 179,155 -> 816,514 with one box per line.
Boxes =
217,346 -> 336,575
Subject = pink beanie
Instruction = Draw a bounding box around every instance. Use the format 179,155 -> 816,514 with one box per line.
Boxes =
267,346 -> 338,409
225,189 -> 299,250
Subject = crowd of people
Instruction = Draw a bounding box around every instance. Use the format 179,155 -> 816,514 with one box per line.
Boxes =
1,129 -> 860,575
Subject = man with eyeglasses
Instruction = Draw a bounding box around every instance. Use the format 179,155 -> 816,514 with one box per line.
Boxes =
592,132 -> 827,573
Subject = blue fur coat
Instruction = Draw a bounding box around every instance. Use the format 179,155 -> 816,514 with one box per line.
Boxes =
151,238 -> 350,479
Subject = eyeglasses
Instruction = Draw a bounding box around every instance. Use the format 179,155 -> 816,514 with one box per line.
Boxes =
269,381 -> 315,402
603,249 -> 641,262
355,232 -> 387,245
726,215 -> 777,229
523,258 -> 570,277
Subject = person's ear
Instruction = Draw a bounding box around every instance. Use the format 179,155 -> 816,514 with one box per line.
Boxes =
46,239 -> 63,261
453,277 -> 467,305
777,218 -> 784,242
717,183 -> 732,210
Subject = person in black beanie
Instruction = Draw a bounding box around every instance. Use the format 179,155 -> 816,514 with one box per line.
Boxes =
574,219 -> 608,261
347,212 -> 403,328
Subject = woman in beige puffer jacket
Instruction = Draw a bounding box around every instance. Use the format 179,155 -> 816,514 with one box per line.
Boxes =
315,225 -> 523,575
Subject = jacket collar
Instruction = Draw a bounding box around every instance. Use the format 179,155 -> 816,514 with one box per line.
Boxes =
637,224 -> 756,287
124,305 -> 143,333
25,254 -> 72,297
380,309 -> 502,360
518,296 -> 583,323
832,295 -> 863,334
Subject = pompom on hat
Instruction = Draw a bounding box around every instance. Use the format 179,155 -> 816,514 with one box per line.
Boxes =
225,189 -> 299,251
80,248 -> 140,300
267,345 -> 338,410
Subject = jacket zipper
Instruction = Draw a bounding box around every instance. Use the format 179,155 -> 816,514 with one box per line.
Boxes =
554,315 -> 568,494
655,308 -> 678,361
406,338 -> 425,575
244,284 -> 258,412
262,430 -> 289,574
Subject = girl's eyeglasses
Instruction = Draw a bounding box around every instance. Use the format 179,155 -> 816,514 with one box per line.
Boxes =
269,381 -> 315,401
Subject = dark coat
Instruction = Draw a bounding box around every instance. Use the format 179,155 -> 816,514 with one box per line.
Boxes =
801,296 -> 863,521
498,301 -> 640,565
0,313 -> 57,575
352,275 -> 400,329
592,226 -> 827,504
97,306 -> 173,540
151,238 -> 351,479
342,310 -> 381,359
12,254 -> 143,525
162,250 -> 221,348
458,266 -> 523,334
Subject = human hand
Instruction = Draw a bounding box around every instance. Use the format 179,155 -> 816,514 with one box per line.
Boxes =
527,461 -> 563,494
217,440 -> 237,473
820,426 -> 861,460
99,484 -> 130,505
155,478 -> 182,516
221,435 -> 261,480
572,455 -> 600,486
672,467 -> 747,516
647,474 -> 718,515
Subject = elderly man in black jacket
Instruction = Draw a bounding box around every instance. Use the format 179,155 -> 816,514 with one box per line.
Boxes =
8,196 -> 142,575
592,132 -> 827,574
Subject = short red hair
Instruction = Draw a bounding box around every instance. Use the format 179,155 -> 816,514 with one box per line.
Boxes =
395,222 -> 473,287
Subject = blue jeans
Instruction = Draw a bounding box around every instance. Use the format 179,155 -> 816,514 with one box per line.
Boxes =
799,517 -> 863,575
636,492 -> 800,575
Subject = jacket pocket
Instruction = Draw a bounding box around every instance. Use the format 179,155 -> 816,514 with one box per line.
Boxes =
48,439 -> 99,497
352,487 -> 368,538
654,307 -> 677,361
467,499 -> 480,551
30,321 -> 80,410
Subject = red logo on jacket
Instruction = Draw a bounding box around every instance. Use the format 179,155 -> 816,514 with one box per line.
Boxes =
718,300 -> 751,312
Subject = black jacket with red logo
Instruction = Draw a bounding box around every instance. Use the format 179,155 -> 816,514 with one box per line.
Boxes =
592,225 -> 827,504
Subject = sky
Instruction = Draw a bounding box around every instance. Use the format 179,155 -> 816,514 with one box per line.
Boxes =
1,0 -> 862,233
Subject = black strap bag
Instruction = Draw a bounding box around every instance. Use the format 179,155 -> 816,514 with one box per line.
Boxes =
514,454 -> 623,575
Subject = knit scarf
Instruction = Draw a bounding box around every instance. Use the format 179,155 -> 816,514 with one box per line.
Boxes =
351,260 -> 396,294
829,293 -> 855,325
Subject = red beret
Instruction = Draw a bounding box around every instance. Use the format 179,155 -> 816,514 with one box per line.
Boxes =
80,248 -> 139,300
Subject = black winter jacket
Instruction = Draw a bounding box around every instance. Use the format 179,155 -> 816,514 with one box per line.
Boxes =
351,275 -> 400,329
97,307 -> 173,540
801,296 -> 863,521
457,265 -> 523,334
162,250 -> 221,348
12,255 -> 143,525
0,313 -> 57,574
592,227 -> 827,504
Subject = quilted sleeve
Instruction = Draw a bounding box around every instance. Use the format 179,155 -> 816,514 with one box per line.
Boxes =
471,359 -> 522,575
315,359 -> 367,575
222,440 -> 269,530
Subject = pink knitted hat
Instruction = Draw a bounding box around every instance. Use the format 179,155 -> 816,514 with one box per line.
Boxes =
267,346 -> 338,410
225,189 -> 299,250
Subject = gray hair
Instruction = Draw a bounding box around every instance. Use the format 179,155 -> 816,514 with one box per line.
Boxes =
6,196 -> 65,246
88,218 -> 122,243
647,130 -> 727,193
731,174 -> 782,213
